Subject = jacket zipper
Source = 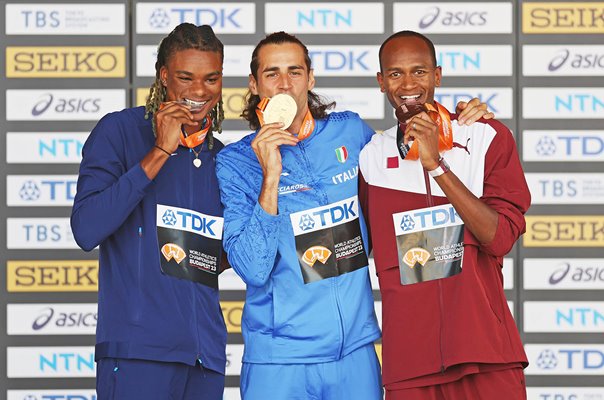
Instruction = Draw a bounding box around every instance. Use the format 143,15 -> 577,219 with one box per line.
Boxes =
424,169 -> 444,372
189,150 -> 203,366
299,140 -> 343,357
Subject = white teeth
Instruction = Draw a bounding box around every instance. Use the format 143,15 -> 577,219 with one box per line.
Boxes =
400,95 -> 420,100
184,99 -> 207,107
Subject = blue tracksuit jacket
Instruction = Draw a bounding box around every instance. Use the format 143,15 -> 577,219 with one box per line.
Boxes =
71,106 -> 227,374
216,111 -> 381,364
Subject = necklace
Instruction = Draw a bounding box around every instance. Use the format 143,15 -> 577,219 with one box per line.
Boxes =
190,144 -> 203,168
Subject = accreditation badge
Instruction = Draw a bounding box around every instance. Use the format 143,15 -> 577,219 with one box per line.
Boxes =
290,196 -> 368,284
156,204 -> 224,289
392,204 -> 464,285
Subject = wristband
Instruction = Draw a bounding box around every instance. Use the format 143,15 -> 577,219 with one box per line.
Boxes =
154,144 -> 172,157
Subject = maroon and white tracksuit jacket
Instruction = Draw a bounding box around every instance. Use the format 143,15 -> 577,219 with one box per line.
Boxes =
359,116 -> 530,388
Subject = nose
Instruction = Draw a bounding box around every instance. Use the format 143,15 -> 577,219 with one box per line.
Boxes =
400,73 -> 417,90
190,79 -> 207,98
277,74 -> 292,91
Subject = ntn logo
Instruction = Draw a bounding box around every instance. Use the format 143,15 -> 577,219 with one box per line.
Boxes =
40,353 -> 94,371
40,138 -> 84,157
556,94 -> 604,112
556,307 -> 604,325
298,9 -> 352,27
437,51 -> 480,69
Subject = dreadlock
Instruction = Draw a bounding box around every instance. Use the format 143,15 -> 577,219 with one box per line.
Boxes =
241,31 -> 335,130
144,23 -> 224,149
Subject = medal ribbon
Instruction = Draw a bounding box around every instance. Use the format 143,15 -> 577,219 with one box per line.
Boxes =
178,117 -> 211,148
256,97 -> 315,140
397,101 -> 453,161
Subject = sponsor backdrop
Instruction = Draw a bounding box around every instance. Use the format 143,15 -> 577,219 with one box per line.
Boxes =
1,1 -> 603,399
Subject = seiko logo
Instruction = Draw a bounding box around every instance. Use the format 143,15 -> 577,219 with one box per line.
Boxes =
528,6 -> 604,29
32,94 -> 101,116
549,49 -> 604,71
420,7 -> 487,28
529,221 -> 604,242
11,50 -> 120,73
32,307 -> 97,330
10,264 -> 98,290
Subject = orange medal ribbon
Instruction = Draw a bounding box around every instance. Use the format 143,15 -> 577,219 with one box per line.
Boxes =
178,117 -> 211,148
256,97 -> 315,140
402,101 -> 453,161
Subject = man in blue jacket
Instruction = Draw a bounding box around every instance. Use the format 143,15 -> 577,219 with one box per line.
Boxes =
216,31 -> 492,400
71,23 -> 227,400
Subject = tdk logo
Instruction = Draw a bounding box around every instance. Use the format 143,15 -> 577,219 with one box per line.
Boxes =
549,49 -> 604,71
163,209 -> 216,236
536,135 -> 604,157
301,201 -> 356,230
308,50 -> 369,72
536,348 -> 604,370
400,206 -> 461,232
298,9 -> 352,27
420,7 -> 488,28
299,214 -> 315,231
18,179 -> 77,201
149,7 -> 243,29
556,94 -> 604,112
435,92 -> 498,113
290,196 -> 360,235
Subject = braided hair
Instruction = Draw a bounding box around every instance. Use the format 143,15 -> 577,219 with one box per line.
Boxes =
144,23 -> 224,149
241,31 -> 335,130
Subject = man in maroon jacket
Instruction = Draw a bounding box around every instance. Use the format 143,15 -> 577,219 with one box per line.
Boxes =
359,31 -> 530,400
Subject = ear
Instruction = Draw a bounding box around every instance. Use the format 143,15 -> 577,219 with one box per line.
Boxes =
434,66 -> 442,88
159,66 -> 168,86
377,72 -> 385,93
249,74 -> 259,95
308,69 -> 315,91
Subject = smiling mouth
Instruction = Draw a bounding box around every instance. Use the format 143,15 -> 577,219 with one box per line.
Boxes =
399,94 -> 421,101
179,98 -> 208,112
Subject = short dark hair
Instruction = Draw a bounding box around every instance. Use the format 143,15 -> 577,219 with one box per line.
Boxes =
242,31 -> 335,130
379,30 -> 437,71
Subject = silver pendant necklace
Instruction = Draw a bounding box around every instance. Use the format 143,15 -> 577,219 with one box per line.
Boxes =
191,144 -> 202,168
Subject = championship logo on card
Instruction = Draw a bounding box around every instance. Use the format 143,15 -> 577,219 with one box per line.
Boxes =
302,246 -> 332,267
393,204 -> 465,285
161,243 -> 187,264
290,196 -> 368,284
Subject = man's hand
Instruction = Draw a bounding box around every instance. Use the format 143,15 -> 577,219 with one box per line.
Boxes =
251,122 -> 299,178
155,101 -> 203,153
455,98 -> 495,126
406,112 -> 441,171
251,122 -> 299,215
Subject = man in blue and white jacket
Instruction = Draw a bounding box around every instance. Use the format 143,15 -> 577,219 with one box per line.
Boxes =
216,32 -> 382,400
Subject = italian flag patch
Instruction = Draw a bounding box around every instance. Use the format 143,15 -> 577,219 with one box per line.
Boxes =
335,146 -> 348,163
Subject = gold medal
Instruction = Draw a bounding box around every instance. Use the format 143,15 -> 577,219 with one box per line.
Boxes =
261,94 -> 297,130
